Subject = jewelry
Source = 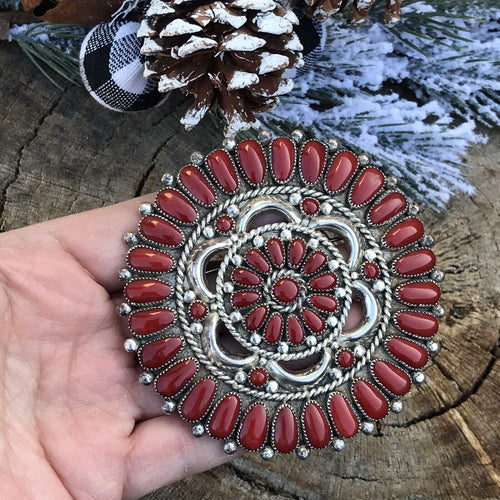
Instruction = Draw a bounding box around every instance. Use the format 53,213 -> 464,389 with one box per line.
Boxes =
118,131 -> 444,459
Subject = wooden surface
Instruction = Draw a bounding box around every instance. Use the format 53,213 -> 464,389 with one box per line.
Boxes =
1,42 -> 499,499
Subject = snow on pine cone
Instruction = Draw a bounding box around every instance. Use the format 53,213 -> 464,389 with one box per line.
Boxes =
138,0 -> 304,135
297,0 -> 402,26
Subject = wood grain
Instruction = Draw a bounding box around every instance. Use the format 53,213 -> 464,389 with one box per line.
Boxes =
0,41 -> 498,499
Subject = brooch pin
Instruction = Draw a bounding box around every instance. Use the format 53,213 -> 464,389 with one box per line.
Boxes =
118,130 -> 444,459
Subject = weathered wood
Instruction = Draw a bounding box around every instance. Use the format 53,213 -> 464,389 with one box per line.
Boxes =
0,41 -> 498,499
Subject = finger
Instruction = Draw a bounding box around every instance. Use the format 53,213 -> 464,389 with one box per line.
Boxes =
124,416 -> 238,499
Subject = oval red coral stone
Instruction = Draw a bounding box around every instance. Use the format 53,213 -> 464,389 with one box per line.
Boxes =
397,281 -> 441,305
271,137 -> 294,181
337,349 -> 354,368
140,337 -> 182,369
326,151 -> 358,191
267,238 -> 284,266
206,150 -> 239,192
304,402 -> 331,448
140,216 -> 183,246
302,308 -> 325,332
363,262 -> 379,280
352,379 -> 389,420
273,278 -> 299,303
209,394 -> 241,439
383,218 -> 424,248
287,315 -> 304,344
328,393 -> 359,438
179,166 -> 216,205
386,337 -> 428,368
301,140 -> 326,184
302,198 -> 319,215
156,359 -> 197,397
129,308 -> 175,335
265,314 -> 283,343
216,215 -> 233,233
350,168 -> 385,205
372,360 -> 411,396
249,369 -> 268,387
190,301 -> 207,319
128,247 -> 173,273
309,294 -> 337,312
394,249 -> 436,275
395,311 -> 438,337
274,406 -> 298,453
369,192 -> 407,224
239,404 -> 268,450
125,280 -> 171,303
310,273 -> 337,290
246,249 -> 270,273
232,268 -> 261,286
303,251 -> 327,275
246,305 -> 268,330
157,189 -> 197,223
232,290 -> 260,308
237,140 -> 266,185
288,238 -> 306,266
180,378 -> 216,422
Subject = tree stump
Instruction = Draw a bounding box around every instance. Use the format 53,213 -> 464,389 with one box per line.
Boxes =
0,42 -> 498,499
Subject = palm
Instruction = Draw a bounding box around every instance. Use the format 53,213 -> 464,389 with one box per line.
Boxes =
0,198 -> 230,499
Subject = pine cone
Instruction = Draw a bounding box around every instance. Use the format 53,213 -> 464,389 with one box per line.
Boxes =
298,0 -> 402,26
138,0 -> 304,135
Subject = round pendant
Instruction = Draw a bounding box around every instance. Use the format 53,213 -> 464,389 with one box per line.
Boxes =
119,131 -> 443,459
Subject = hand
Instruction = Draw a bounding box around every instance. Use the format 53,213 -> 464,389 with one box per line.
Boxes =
0,197 -> 232,499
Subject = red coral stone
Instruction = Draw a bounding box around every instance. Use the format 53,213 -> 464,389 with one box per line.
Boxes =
397,281 -> 441,305
302,308 -> 325,332
265,314 -> 283,343
287,315 -> 304,344
207,150 -> 239,192
156,359 -> 197,397
157,189 -> 197,223
246,249 -> 270,273
179,166 -> 216,205
239,404 -> 268,450
271,137 -> 295,181
363,262 -> 379,280
383,218 -> 424,248
395,311 -> 439,337
249,369 -> 268,387
386,337 -> 428,368
301,140 -> 326,184
310,273 -> 337,290
309,295 -> 337,312
140,337 -> 183,369
326,151 -> 358,191
267,238 -> 284,266
288,238 -> 306,267
302,198 -> 319,215
140,216 -> 183,246
209,394 -> 241,439
232,290 -> 260,308
372,360 -> 411,396
350,168 -> 385,205
216,215 -> 233,233
304,402 -> 331,448
328,393 -> 359,438
303,251 -> 327,275
125,280 -> 171,303
369,192 -> 407,224
337,349 -> 354,368
274,406 -> 298,453
232,268 -> 261,286
190,301 -> 207,320
180,378 -> 217,422
352,379 -> 389,420
128,247 -> 173,273
273,278 -> 299,303
394,249 -> 436,275
129,308 -> 175,335
237,140 -> 266,185
246,306 -> 268,330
